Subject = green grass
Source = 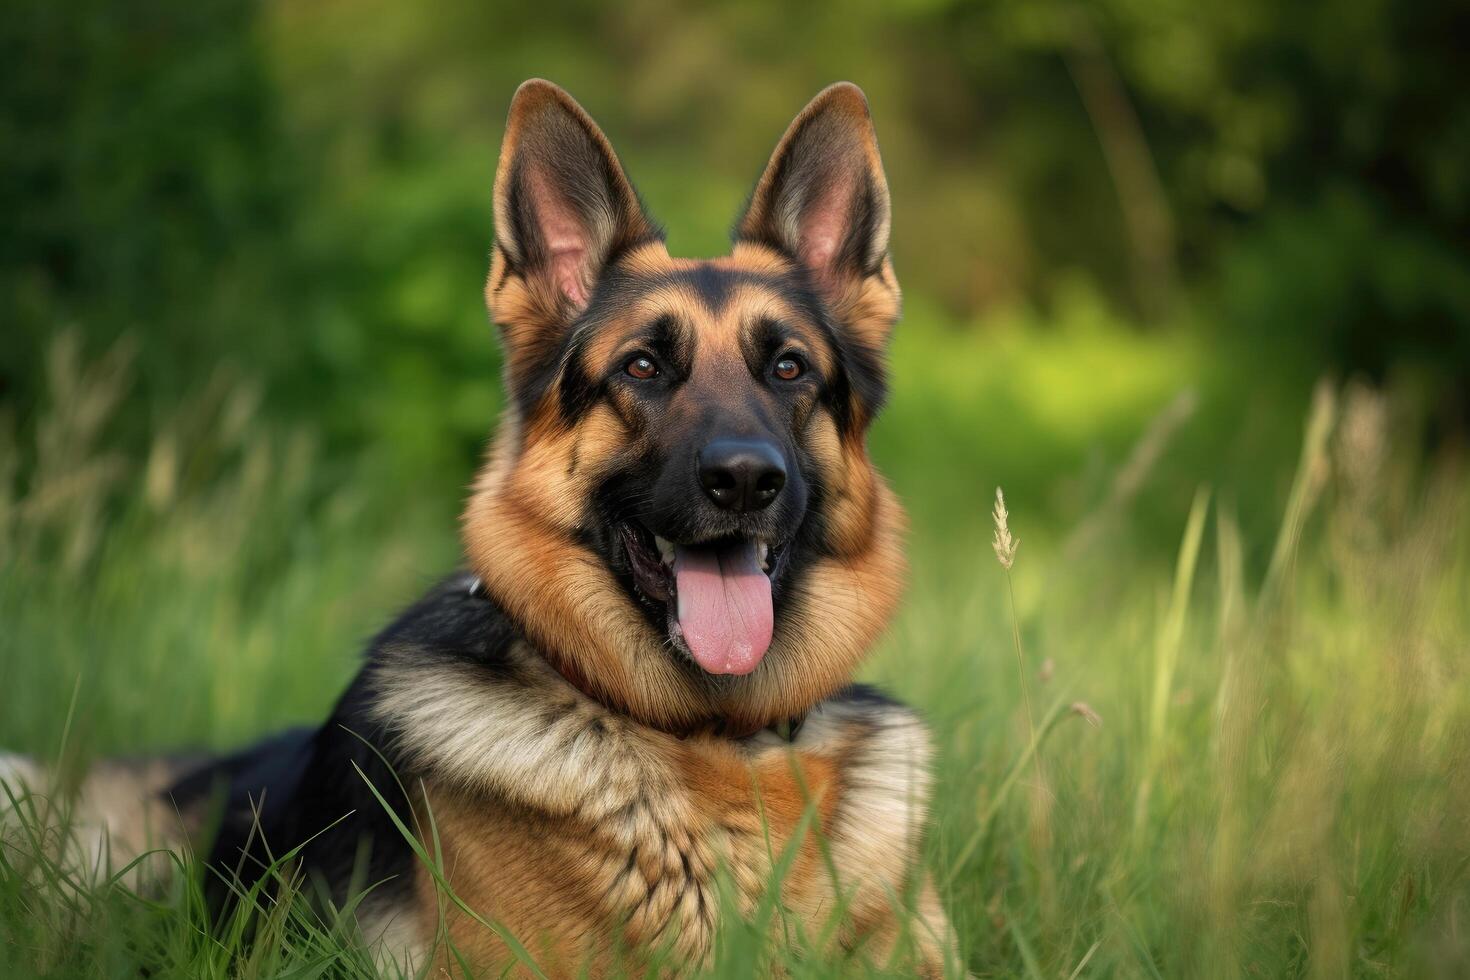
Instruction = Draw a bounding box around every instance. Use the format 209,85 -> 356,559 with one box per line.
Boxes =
3,320 -> 1469,977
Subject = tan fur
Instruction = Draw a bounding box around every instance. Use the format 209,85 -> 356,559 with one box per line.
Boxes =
367,643 -> 954,976
0,753 -> 194,890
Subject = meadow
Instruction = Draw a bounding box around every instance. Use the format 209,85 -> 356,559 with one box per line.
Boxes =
3,304 -> 1467,978
5,2 -> 1469,974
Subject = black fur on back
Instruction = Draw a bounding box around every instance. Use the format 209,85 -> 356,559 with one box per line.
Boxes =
166,574 -> 520,914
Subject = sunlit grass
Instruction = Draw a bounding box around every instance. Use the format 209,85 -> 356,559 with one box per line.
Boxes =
3,325 -> 1469,977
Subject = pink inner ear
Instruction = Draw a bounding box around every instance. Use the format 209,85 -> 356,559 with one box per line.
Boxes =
529,170 -> 591,308
796,178 -> 851,281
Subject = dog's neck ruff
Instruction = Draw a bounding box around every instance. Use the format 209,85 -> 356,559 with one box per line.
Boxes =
464,576 -> 799,741
461,458 -> 905,735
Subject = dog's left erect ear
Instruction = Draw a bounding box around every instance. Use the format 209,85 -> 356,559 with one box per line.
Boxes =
488,80 -> 661,382
735,83 -> 898,346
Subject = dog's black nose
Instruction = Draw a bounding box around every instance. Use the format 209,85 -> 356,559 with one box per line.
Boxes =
698,439 -> 787,512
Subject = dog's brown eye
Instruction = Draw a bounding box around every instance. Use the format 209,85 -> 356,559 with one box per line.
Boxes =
625,355 -> 659,380
773,356 -> 803,381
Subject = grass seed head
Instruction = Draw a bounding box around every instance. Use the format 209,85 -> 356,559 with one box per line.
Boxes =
1070,702 -> 1103,728
992,486 -> 1019,569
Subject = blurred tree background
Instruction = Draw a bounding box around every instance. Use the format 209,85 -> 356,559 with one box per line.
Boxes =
3,0 -> 1469,549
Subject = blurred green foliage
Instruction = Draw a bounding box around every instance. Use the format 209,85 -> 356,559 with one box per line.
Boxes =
4,0 -> 1468,495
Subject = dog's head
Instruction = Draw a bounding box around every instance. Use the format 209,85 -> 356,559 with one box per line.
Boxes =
465,80 -> 905,733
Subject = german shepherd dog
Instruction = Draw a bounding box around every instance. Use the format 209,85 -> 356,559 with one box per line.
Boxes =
1,80 -> 960,976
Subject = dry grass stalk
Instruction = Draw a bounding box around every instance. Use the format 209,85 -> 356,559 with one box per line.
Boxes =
1063,387 -> 1198,560
991,486 -> 1047,850
1262,378 -> 1337,600
1070,702 -> 1103,728
992,487 -> 1019,570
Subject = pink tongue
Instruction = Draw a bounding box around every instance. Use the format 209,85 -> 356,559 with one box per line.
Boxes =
673,540 -> 773,675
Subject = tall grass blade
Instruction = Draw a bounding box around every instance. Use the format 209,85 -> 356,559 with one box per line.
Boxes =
1008,914 -> 1046,979
1262,379 -> 1337,601
1133,485 -> 1209,839
946,694 -> 1084,886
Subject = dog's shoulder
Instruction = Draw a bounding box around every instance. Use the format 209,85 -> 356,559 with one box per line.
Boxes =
795,681 -> 936,819
173,574 -> 523,913
366,572 -> 522,671
782,682 -> 934,763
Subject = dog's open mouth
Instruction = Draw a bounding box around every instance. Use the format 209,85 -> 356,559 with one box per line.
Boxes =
619,522 -> 788,676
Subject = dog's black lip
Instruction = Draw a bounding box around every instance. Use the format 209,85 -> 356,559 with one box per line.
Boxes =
619,521 -> 673,603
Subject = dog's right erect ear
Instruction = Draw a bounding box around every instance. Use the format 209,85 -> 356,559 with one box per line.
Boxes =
734,83 -> 898,351
487,80 -> 660,372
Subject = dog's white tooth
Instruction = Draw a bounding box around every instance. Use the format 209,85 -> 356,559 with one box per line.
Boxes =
655,536 -> 675,565
757,542 -> 769,563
